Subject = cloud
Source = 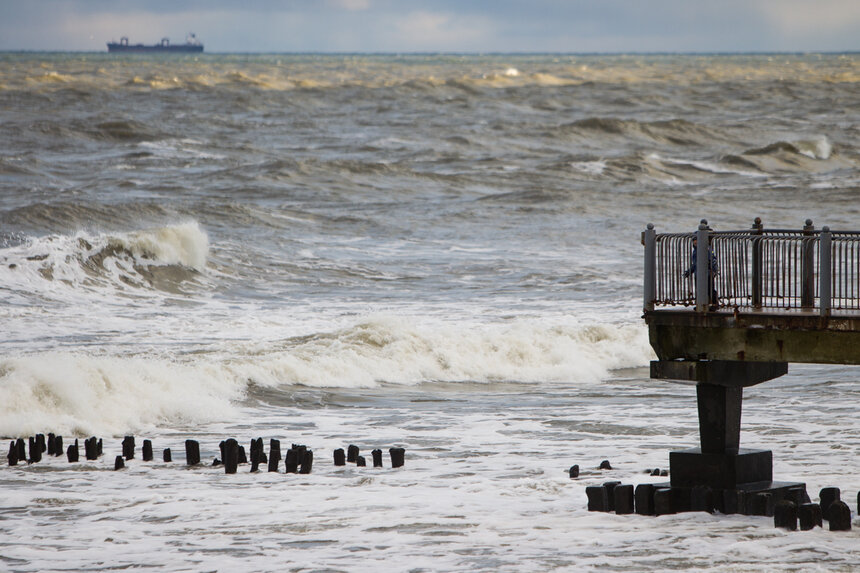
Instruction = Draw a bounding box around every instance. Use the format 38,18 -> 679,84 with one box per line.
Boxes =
757,0 -> 860,39
326,0 -> 371,11
392,11 -> 494,51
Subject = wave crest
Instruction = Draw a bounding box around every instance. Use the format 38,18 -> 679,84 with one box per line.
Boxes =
0,221 -> 209,298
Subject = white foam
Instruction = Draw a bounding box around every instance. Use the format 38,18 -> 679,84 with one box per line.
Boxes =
0,351 -> 243,436
794,134 -> 832,160
0,221 -> 209,302
220,315 -> 653,389
0,316 -> 653,435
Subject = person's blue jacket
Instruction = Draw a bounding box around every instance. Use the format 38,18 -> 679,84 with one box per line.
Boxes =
684,245 -> 718,278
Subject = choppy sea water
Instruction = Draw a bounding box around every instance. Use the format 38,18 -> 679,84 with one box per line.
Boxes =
1,52 -> 858,571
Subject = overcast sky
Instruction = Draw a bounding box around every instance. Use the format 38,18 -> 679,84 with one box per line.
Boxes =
1,0 -> 858,53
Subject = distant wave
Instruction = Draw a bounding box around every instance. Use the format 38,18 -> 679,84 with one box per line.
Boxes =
0,316 -> 652,436
0,221 -> 209,298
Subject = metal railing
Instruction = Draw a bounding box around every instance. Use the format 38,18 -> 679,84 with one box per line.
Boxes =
643,219 -> 860,315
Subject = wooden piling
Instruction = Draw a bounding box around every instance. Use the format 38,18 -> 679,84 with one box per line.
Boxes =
114,455 -> 125,470
163,448 -> 172,462
7,441 -> 17,466
568,464 -> 579,478
47,433 -> 57,456
372,449 -> 383,468
185,440 -> 200,465
284,448 -> 300,473
333,448 -> 346,466
347,445 -> 359,463
15,438 -> 25,461
389,447 -> 405,468
84,437 -> 98,460
29,437 -> 42,463
586,485 -> 609,512
142,440 -> 153,461
67,440 -> 79,463
268,439 -> 281,473
54,436 -> 63,457
828,501 -> 852,531
299,450 -> 313,474
819,487 -> 840,516
799,503 -> 822,530
614,484 -> 635,514
774,500 -> 798,530
634,484 -> 655,515
122,436 -> 135,460
223,439 -> 239,474
602,481 -> 621,512
356,455 -> 366,467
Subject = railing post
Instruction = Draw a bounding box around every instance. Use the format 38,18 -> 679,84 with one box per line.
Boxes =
643,223 -> 656,312
802,219 -> 815,309
696,221 -> 710,313
751,217 -> 763,309
819,226 -> 832,317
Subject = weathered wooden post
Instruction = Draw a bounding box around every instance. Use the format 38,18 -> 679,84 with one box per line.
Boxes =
223,439 -> 239,474
614,484 -> 635,514
67,440 -> 79,463
372,449 -> 383,468
142,440 -> 153,461
299,450 -> 313,474
284,448 -> 300,473
799,503 -> 822,530
15,438 -> 25,461
828,501 -> 852,531
54,436 -> 63,457
7,441 -> 18,466
819,487 -> 840,516
163,448 -> 172,462
347,444 -> 359,463
122,436 -> 135,460
47,433 -> 57,456
185,440 -> 200,465
84,437 -> 98,460
114,455 -> 125,470
333,448 -> 346,466
774,500 -> 798,530
29,437 -> 42,463
389,447 -> 405,468
356,455 -> 366,467
268,439 -> 281,473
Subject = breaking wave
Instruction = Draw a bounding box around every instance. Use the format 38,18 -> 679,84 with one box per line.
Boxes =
0,316 -> 652,436
0,221 -> 209,298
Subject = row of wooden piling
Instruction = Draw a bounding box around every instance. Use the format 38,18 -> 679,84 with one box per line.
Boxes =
6,433 -> 406,474
586,480 -> 855,531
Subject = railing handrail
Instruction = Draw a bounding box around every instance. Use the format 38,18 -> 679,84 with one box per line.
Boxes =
644,219 -> 860,316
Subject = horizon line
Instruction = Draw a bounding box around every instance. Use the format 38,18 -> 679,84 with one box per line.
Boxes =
1,49 -> 858,57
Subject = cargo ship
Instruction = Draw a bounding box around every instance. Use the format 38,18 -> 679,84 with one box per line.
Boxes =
107,34 -> 203,53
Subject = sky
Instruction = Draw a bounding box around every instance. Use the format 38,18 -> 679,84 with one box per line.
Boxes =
0,0 -> 858,53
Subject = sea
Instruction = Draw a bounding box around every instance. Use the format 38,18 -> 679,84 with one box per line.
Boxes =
0,52 -> 858,572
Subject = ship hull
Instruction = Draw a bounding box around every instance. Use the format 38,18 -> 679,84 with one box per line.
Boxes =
107,44 -> 203,53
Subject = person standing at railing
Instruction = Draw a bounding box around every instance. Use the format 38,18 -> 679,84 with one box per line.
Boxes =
684,237 -> 719,310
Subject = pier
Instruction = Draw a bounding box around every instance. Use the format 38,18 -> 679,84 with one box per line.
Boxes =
641,218 -> 860,515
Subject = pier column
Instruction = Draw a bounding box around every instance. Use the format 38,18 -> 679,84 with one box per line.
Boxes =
697,384 -> 741,454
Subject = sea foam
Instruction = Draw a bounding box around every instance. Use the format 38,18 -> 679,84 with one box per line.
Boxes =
0,317 -> 652,436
